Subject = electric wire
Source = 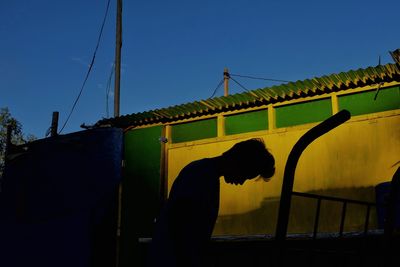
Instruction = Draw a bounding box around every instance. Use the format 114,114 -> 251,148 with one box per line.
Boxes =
59,0 -> 111,134
106,63 -> 115,118
230,76 -> 249,92
209,79 -> 224,98
230,73 -> 291,83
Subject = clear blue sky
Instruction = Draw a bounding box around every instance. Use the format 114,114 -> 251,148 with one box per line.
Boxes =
1,0 -> 399,138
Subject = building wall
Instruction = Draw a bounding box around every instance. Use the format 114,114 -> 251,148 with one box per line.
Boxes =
167,111 -> 399,235
120,126 -> 163,267
122,84 -> 400,238
164,84 -> 400,235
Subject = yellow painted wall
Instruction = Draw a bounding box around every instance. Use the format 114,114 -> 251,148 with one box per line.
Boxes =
166,112 -> 400,235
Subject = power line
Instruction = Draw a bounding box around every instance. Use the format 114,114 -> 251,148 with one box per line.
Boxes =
209,79 -> 224,98
230,73 -> 291,83
230,76 -> 249,92
210,71 -> 291,98
59,0 -> 111,134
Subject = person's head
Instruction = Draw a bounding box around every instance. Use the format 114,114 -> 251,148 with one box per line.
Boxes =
220,138 -> 275,185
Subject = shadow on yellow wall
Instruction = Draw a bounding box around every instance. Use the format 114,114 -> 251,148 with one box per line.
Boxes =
214,186 -> 378,235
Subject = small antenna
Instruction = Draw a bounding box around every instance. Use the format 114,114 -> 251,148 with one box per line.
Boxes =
373,55 -> 383,101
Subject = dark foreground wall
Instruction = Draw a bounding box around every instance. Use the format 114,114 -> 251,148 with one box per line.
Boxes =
0,127 -> 123,267
137,232 -> 399,267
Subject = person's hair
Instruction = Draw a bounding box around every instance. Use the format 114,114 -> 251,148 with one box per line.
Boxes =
222,138 -> 275,181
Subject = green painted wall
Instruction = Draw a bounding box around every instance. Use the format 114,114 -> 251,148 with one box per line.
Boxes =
338,86 -> 400,116
120,126 -> 162,267
225,109 -> 268,135
276,98 -> 332,128
117,86 -> 400,267
171,118 -> 217,143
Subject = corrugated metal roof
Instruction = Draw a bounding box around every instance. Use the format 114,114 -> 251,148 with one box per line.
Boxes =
96,63 -> 400,128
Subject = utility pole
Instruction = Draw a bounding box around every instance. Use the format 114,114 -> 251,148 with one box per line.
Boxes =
50,112 -> 59,137
114,4 -> 123,267
114,0 -> 122,117
223,68 -> 230,96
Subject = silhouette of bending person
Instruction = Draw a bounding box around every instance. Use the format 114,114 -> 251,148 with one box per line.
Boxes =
150,138 -> 275,267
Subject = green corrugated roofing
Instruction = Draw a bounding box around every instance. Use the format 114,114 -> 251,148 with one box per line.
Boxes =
97,63 -> 400,128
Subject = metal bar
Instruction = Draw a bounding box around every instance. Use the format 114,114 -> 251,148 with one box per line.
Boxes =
292,191 -> 376,206
364,205 -> 371,235
339,201 -> 347,237
275,109 -> 351,242
313,198 -> 322,240
294,190 -> 376,237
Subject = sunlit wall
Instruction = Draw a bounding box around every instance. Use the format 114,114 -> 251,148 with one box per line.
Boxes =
122,84 -> 400,237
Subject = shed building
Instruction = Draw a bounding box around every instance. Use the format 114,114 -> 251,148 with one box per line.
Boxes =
97,55 -> 400,265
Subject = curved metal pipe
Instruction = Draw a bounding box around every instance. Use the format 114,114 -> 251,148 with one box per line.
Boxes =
275,109 -> 351,241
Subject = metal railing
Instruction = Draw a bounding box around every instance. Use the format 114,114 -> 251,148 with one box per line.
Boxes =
274,110 -> 352,267
272,110 -> 400,267
291,191 -> 376,238
275,109 -> 352,241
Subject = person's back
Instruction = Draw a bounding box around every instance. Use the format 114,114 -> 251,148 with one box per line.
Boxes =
150,158 -> 220,267
150,139 -> 275,267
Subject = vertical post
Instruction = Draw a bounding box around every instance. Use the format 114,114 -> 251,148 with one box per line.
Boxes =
159,126 -> 168,208
364,205 -> 371,235
116,175 -> 123,267
223,68 -> 229,97
331,93 -> 339,115
268,104 -> 275,131
313,198 -> 322,240
163,125 -> 172,200
339,201 -> 347,237
114,0 -> 122,117
50,112 -> 59,137
217,115 -> 225,137
114,2 -> 123,266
